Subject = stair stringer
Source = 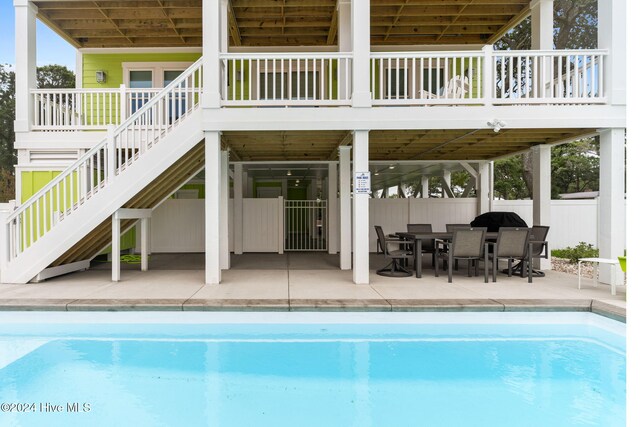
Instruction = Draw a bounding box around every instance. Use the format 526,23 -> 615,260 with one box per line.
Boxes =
3,109 -> 204,284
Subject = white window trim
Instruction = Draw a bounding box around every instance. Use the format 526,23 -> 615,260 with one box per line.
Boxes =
122,62 -> 193,87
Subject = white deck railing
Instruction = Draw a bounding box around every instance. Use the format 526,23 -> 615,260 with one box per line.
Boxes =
492,49 -> 606,104
28,49 -> 607,131
220,53 -> 353,106
370,51 -> 485,105
7,59 -> 203,258
31,87 -> 163,130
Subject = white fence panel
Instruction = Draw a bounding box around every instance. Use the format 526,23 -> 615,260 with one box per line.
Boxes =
369,198 -> 410,252
409,198 -> 478,232
150,199 -> 205,252
491,200 -> 533,225
243,198 -> 282,252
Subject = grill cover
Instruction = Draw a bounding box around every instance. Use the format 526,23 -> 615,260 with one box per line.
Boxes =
470,211 -> 528,232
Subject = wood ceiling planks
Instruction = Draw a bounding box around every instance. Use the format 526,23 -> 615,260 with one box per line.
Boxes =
221,128 -> 594,162
33,0 -> 530,48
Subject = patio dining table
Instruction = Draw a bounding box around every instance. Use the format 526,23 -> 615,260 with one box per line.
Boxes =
396,231 -> 499,278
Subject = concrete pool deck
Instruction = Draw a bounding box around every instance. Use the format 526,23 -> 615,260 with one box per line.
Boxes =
0,253 -> 626,321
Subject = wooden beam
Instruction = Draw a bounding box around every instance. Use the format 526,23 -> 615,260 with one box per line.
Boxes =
156,0 -> 186,44
227,1 -> 242,46
327,5 -> 338,45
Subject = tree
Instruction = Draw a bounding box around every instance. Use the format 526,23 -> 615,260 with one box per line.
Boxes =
0,64 -> 75,202
493,0 -> 599,200
37,65 -> 76,89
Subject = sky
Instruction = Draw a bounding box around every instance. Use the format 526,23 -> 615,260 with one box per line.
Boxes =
0,0 -> 76,70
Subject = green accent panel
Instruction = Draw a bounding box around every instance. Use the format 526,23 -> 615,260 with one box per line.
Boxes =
181,183 -> 205,199
254,181 -> 282,198
287,187 -> 307,200
82,53 -> 201,89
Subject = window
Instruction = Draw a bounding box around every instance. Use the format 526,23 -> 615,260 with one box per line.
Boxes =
422,68 -> 445,96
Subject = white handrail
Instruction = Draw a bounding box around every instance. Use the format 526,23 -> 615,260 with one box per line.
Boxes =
7,58 -> 203,258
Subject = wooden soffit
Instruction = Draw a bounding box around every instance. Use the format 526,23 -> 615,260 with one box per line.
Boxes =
221,128 -> 595,162
34,0 -> 530,48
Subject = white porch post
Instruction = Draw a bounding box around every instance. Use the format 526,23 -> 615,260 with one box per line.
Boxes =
530,0 -> 554,50
14,0 -> 37,133
202,0 -> 221,108
233,164 -> 243,254
531,0 -> 553,97
140,218 -> 150,272
599,0 -> 626,105
598,128 -> 625,285
421,176 -> 430,198
339,146 -> 352,270
351,0 -> 371,107
328,162 -> 339,254
205,131 -> 221,284
532,144 -> 551,270
441,170 -> 453,198
220,150 -> 230,270
338,0 -> 352,100
476,162 -> 491,214
111,214 -> 121,282
352,130 -> 369,284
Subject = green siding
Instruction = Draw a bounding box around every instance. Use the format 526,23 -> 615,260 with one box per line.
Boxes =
82,52 -> 201,89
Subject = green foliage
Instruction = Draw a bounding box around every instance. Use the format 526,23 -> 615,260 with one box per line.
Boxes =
551,137 -> 599,198
493,154 -> 530,200
36,65 -> 76,89
551,242 -> 599,263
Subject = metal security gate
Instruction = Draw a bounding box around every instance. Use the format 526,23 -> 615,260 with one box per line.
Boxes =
284,200 -> 327,251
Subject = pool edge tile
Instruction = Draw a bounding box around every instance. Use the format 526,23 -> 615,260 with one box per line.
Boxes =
66,299 -> 186,311
0,299 -> 75,311
289,299 -> 392,312
183,299 -> 290,311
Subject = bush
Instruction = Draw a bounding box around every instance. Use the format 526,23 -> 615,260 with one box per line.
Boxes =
552,242 -> 599,264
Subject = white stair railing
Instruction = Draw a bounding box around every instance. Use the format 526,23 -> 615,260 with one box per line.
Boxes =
6,58 -> 203,260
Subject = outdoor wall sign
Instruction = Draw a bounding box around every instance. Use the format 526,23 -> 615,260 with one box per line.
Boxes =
354,172 -> 371,194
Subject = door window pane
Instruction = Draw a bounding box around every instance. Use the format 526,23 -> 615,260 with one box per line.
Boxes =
129,71 -> 153,88
385,69 -> 406,98
291,72 -> 318,99
259,73 -> 286,100
423,68 -> 445,95
163,70 -> 183,87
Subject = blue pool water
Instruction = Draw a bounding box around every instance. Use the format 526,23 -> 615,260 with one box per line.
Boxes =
0,312 -> 625,427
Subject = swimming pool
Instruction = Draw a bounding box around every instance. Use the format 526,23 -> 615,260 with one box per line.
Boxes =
0,312 -> 625,427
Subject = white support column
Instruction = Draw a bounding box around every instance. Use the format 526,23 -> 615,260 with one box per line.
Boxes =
598,128 -> 626,285
220,150 -> 230,270
14,0 -> 37,133
338,0 -> 352,100
351,0 -> 371,107
531,0 -> 554,97
599,0 -> 626,105
328,162 -> 339,254
141,218 -> 150,271
202,0 -> 221,108
489,161 -> 495,211
205,131 -> 221,284
532,144 -> 552,270
352,130 -> 369,284
0,207 -> 11,284
421,176 -> 430,198
530,0 -> 554,50
111,214 -> 121,282
339,146 -> 352,270
476,162 -> 491,214
234,164 -> 243,254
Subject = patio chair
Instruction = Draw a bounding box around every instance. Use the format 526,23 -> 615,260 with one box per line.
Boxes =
509,225 -> 549,278
435,227 -> 487,283
407,223 -> 435,268
418,76 -> 470,100
445,224 -> 471,270
375,225 -> 414,277
486,227 -> 532,283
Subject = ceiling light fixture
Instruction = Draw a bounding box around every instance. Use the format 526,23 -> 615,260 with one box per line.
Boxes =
286,170 -> 292,176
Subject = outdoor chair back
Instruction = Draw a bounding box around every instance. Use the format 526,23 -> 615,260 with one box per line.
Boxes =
446,223 -> 470,232
435,227 -> 487,283
407,223 -> 435,267
485,227 -> 532,282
